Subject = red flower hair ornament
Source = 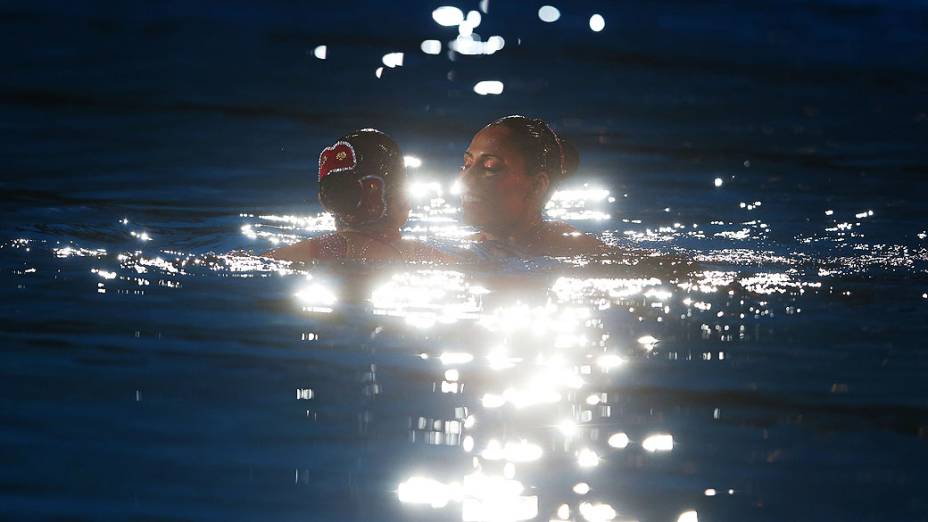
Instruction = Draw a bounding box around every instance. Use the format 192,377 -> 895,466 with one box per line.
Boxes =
317,139 -> 388,224
318,141 -> 357,181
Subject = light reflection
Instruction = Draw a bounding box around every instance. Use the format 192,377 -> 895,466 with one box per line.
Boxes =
546,185 -> 612,221
589,14 -> 605,32
370,270 -> 485,328
636,335 -> 659,351
474,80 -> 505,95
538,5 -> 561,22
481,439 -> 543,463
578,502 -> 616,522
382,52 -> 404,68
440,352 -> 475,365
397,476 -> 452,508
226,171 -> 848,522
294,281 -> 337,313
433,6 -> 465,26
607,432 -> 630,449
404,155 -> 423,168
597,354 -> 626,371
558,420 -> 578,438
576,448 -> 600,468
677,511 -> 698,522
572,483 -> 591,495
641,434 -> 674,452
420,39 -> 442,55
312,45 -> 327,59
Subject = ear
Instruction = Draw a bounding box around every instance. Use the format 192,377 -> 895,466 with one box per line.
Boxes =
528,171 -> 550,202
357,175 -> 387,221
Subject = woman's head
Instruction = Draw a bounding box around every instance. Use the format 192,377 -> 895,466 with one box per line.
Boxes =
318,128 -> 409,231
459,115 -> 578,235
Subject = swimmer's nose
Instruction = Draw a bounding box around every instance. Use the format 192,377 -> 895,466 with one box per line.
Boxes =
459,164 -> 479,192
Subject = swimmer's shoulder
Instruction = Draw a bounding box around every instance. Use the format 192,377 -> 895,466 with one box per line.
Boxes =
262,233 -> 345,262
395,238 -> 462,264
536,221 -> 608,256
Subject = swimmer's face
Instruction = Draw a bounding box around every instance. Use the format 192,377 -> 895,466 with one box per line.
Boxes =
460,125 -> 541,234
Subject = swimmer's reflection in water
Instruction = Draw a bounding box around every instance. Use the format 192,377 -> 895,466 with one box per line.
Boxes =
265,129 -> 453,263
460,115 -> 608,258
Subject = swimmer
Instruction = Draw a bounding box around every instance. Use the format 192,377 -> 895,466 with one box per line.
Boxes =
265,129 -> 453,263
459,115 -> 607,257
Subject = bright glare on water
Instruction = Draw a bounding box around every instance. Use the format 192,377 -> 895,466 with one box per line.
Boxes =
3,2 -> 928,522
9,168 -> 926,521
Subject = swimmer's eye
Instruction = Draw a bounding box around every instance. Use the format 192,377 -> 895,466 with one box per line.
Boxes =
481,158 -> 501,172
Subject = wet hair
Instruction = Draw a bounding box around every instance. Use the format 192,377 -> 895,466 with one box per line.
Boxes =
486,115 -> 579,187
317,128 -> 405,227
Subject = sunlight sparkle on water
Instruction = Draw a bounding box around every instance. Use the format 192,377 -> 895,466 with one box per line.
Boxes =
474,80 -> 504,95
577,448 -> 600,468
420,39 -> 441,55
92,269 -> 117,280
397,476 -> 452,508
597,354 -> 626,371
572,482 -> 590,495
637,335 -> 659,351
370,270 -> 484,327
382,52 -> 404,68
295,282 -> 337,313
546,186 -> 612,221
54,246 -> 107,258
677,510 -> 698,522
714,177 -> 723,187
607,432 -> 630,449
452,34 -> 506,56
439,352 -> 474,365
589,14 -> 605,32
579,502 -> 616,522
482,439 -> 544,463
642,434 -> 674,452
538,5 -> 561,22
558,420 -> 578,437
432,6 -> 464,26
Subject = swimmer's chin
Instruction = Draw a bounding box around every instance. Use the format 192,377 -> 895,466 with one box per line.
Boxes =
461,205 -> 489,227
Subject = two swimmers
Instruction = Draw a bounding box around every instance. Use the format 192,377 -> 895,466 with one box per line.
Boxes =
266,116 -> 606,263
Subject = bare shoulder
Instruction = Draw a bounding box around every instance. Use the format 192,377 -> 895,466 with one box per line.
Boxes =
262,234 -> 343,262
396,239 -> 459,263
535,221 -> 608,256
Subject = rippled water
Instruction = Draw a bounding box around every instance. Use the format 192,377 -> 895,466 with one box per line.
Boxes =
4,1 -> 928,521
4,173 -> 928,521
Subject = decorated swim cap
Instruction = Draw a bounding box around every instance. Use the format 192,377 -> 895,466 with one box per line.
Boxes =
317,129 -> 405,226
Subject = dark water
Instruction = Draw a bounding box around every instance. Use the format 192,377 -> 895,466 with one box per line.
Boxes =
2,1 -> 928,521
